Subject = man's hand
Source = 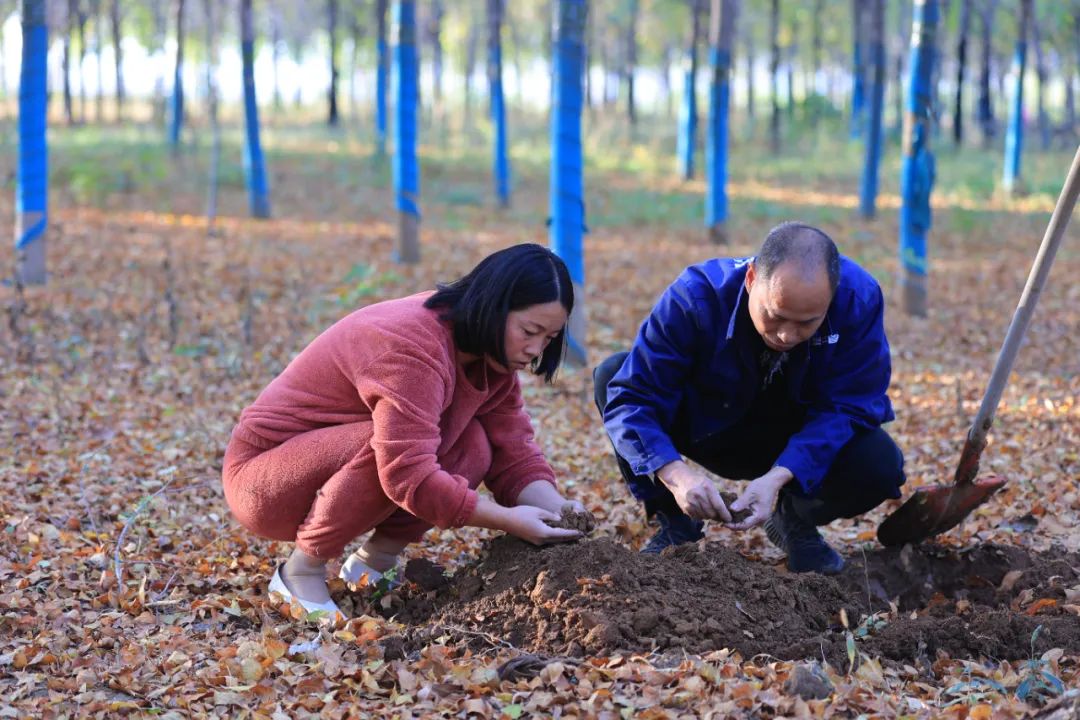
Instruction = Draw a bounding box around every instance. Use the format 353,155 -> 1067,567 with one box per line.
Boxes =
727,467 -> 794,530
657,460 -> 731,522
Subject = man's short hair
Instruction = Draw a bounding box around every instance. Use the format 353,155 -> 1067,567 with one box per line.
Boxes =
754,221 -> 841,293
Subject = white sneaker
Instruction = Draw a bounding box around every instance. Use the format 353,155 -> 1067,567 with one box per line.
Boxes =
339,553 -> 401,589
268,564 -> 345,621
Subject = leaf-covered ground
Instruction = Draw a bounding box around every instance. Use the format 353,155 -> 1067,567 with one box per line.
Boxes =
2,135 -> 1079,717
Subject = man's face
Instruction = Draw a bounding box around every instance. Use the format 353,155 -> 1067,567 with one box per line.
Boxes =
745,262 -> 832,352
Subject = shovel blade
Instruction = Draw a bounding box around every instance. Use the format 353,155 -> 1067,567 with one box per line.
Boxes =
876,475 -> 1006,547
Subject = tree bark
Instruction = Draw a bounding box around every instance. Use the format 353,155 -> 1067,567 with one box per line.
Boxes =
76,0 -> 87,123
328,0 -> 339,126
1031,13 -> 1049,151
977,0 -> 998,143
768,0 -> 780,153
429,1 -> 444,112
110,0 -> 123,120
953,0 -> 971,145
64,0 -> 76,125
626,0 -> 639,125
93,0 -> 103,122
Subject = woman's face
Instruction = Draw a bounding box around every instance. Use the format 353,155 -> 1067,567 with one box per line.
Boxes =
496,301 -> 569,372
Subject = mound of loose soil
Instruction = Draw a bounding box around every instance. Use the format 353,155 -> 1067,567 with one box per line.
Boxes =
390,536 -> 1080,666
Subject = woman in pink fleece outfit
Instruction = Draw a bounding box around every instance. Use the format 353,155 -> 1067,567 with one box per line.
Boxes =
222,244 -> 584,618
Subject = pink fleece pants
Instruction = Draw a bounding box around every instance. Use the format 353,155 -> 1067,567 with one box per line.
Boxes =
222,419 -> 493,559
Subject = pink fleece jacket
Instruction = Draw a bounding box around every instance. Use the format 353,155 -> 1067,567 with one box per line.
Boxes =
231,292 -> 558,530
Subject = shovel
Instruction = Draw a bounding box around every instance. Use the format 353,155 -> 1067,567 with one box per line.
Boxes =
878,144 -> 1080,547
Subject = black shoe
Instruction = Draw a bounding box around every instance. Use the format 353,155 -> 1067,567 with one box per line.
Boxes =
763,498 -> 845,574
641,511 -> 704,554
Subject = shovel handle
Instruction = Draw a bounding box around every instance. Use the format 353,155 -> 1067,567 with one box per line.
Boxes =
961,144 -> 1080,481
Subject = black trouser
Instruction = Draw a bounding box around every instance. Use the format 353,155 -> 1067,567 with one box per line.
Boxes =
593,351 -> 905,527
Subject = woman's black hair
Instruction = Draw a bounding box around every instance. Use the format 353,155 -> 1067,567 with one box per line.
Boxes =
424,243 -> 574,382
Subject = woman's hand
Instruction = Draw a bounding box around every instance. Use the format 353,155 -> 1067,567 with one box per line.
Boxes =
501,505 -> 581,545
515,480 -> 580,515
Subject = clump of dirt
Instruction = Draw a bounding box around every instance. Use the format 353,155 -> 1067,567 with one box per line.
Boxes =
719,492 -> 752,524
391,537 -> 1080,666
545,505 -> 598,534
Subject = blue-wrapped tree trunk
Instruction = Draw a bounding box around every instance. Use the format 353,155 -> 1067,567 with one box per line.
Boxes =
850,0 -> 865,140
488,0 -> 511,208
549,0 -> 588,367
1002,0 -> 1031,194
706,0 -> 738,243
375,0 -> 389,156
241,0 -> 270,218
394,0 -> 421,264
899,0 -> 939,317
677,0 -> 703,180
17,0 -> 49,285
169,0 -> 186,151
858,0 -> 885,219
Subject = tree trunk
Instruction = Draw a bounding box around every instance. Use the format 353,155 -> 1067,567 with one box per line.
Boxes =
463,14 -> 477,135
93,0 -> 103,122
17,0 -> 50,286
292,44 -> 303,108
768,0 -> 780,153
1031,13 -> 1049,151
678,0 -> 703,180
375,0 -> 389,153
859,0 -> 885,219
76,0 -> 87,123
429,1 -> 444,113
626,0 -> 639,125
110,0 -> 123,121
203,0 -> 220,224
349,17 -> 361,121
488,0 -> 510,207
953,0 -> 971,145
706,0 -> 739,243
64,0 -> 75,125
745,30 -> 754,124
328,0 -> 339,126
241,0 -> 270,217
850,0 -> 865,139
394,0 -> 421,264
169,0 -> 186,151
786,17 -> 796,118
1002,0 -> 1030,193
811,0 -> 822,111
153,2 -> 166,123
271,9 -> 282,110
900,0 -> 940,317
549,0 -> 588,367
977,0 -> 997,143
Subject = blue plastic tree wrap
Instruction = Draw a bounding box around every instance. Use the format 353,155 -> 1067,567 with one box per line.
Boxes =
850,0 -> 865,139
394,0 -> 420,220
705,0 -> 737,242
376,0 -> 389,156
549,0 -> 588,365
241,0 -> 270,218
859,0 -> 885,218
489,0 -> 511,207
899,0 -> 939,316
1002,0 -> 1030,193
17,0 -> 49,285
677,60 -> 698,180
169,1 -> 185,150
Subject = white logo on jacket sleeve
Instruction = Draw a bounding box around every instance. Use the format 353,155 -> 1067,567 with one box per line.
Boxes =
811,333 -> 840,346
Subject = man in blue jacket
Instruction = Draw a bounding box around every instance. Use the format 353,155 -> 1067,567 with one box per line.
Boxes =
594,222 -> 905,574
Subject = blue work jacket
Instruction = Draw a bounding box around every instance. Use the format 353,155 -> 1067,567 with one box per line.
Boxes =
602,256 -> 895,495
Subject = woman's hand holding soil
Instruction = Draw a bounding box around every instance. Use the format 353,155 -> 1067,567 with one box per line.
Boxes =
469,495 -> 581,545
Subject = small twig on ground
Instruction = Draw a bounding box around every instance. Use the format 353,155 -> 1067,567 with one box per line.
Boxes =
161,235 -> 179,350
862,547 -> 874,615
735,601 -> 757,622
113,476 -> 180,592
433,623 -> 516,651
152,569 -> 181,602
